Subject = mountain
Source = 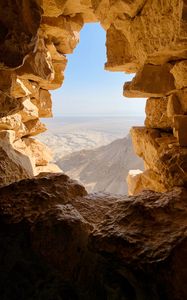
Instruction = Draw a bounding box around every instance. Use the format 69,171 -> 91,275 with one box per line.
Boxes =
57,135 -> 144,194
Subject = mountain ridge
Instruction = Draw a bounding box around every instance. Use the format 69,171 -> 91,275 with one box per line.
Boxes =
57,135 -> 144,194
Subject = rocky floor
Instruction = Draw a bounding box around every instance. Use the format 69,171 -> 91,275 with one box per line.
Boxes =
0,173 -> 186,300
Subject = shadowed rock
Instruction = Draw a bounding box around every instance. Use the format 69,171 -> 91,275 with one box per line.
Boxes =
0,173 -> 186,300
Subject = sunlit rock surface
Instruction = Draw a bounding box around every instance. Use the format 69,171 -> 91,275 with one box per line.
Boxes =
0,0 -> 186,192
0,1 -> 187,299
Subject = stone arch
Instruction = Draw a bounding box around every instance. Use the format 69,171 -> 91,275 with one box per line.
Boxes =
0,0 -> 187,193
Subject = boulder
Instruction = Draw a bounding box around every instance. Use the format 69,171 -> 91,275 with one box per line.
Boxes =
0,174 -> 186,299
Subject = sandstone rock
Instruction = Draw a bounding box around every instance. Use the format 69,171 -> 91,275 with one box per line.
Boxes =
0,94 -> 23,118
16,39 -> 54,85
127,169 -> 143,195
41,43 -> 68,89
42,0 -> 65,17
114,0 -> 187,67
167,93 -> 183,119
170,60 -> 187,89
181,0 -> 187,38
92,0 -> 146,29
177,89 -> 187,113
0,147 -> 29,187
0,114 -> 22,132
0,71 -> 31,98
18,79 -> 40,99
124,64 -> 176,98
0,174 -> 186,299
173,115 -> 187,147
0,0 -> 42,68
24,138 -> 52,166
0,130 -> 35,186
131,127 -> 187,189
127,169 -> 167,195
63,0 -> 96,23
31,89 -> 52,118
35,163 -> 62,174
105,25 -> 139,73
23,119 -> 46,137
145,97 -> 173,129
41,15 -> 83,54
19,97 -> 39,122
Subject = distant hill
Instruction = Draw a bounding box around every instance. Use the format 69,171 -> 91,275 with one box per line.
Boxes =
57,135 -> 144,194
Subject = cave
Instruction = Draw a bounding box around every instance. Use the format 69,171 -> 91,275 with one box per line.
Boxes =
0,0 -> 187,299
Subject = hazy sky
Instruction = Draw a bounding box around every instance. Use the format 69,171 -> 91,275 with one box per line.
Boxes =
51,23 -> 146,116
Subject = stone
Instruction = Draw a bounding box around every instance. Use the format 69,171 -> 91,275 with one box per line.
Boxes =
0,71 -> 31,98
31,89 -> 52,118
24,138 -> 52,166
105,25 -> 139,73
0,0 -> 42,68
92,0 -> 147,29
167,93 -> 183,119
35,163 -> 62,174
0,114 -> 22,131
180,0 -> 187,38
0,94 -> 23,118
124,64 -> 176,98
23,119 -> 47,137
0,174 -> 186,299
170,60 -> 187,89
145,97 -> 173,129
16,39 -> 54,84
113,0 -> 187,67
177,89 -> 187,113
42,0 -> 65,17
41,15 -> 84,54
127,169 -> 143,195
173,115 -> 187,147
63,0 -> 96,23
19,97 -> 39,122
0,130 -> 35,186
131,127 -> 187,189
127,169 -> 167,195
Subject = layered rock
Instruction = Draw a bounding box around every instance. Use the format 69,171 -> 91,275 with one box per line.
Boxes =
0,173 -> 187,299
0,1 -> 187,193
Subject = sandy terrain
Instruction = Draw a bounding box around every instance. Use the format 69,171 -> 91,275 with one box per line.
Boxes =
57,135 -> 143,194
37,116 -> 144,194
38,116 -> 144,160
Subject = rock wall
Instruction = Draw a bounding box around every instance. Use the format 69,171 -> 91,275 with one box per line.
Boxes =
0,0 -> 187,193
1,2 -> 187,298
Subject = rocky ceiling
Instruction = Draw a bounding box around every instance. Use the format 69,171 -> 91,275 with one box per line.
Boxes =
0,0 -> 187,193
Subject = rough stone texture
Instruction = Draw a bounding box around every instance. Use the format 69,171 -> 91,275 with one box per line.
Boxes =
145,97 -> 173,129
173,115 -> 187,147
24,138 -> 52,166
127,169 -> 167,195
0,0 -> 42,68
124,64 -> 176,98
171,60 -> 187,90
1,1 -> 187,298
0,174 -> 186,299
131,127 -> 187,190
112,0 -> 187,69
0,0 -> 187,191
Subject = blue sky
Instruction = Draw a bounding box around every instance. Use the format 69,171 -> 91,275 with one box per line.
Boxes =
51,23 -> 146,116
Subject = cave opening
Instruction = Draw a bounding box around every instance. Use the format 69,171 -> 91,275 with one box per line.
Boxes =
38,22 -> 146,195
